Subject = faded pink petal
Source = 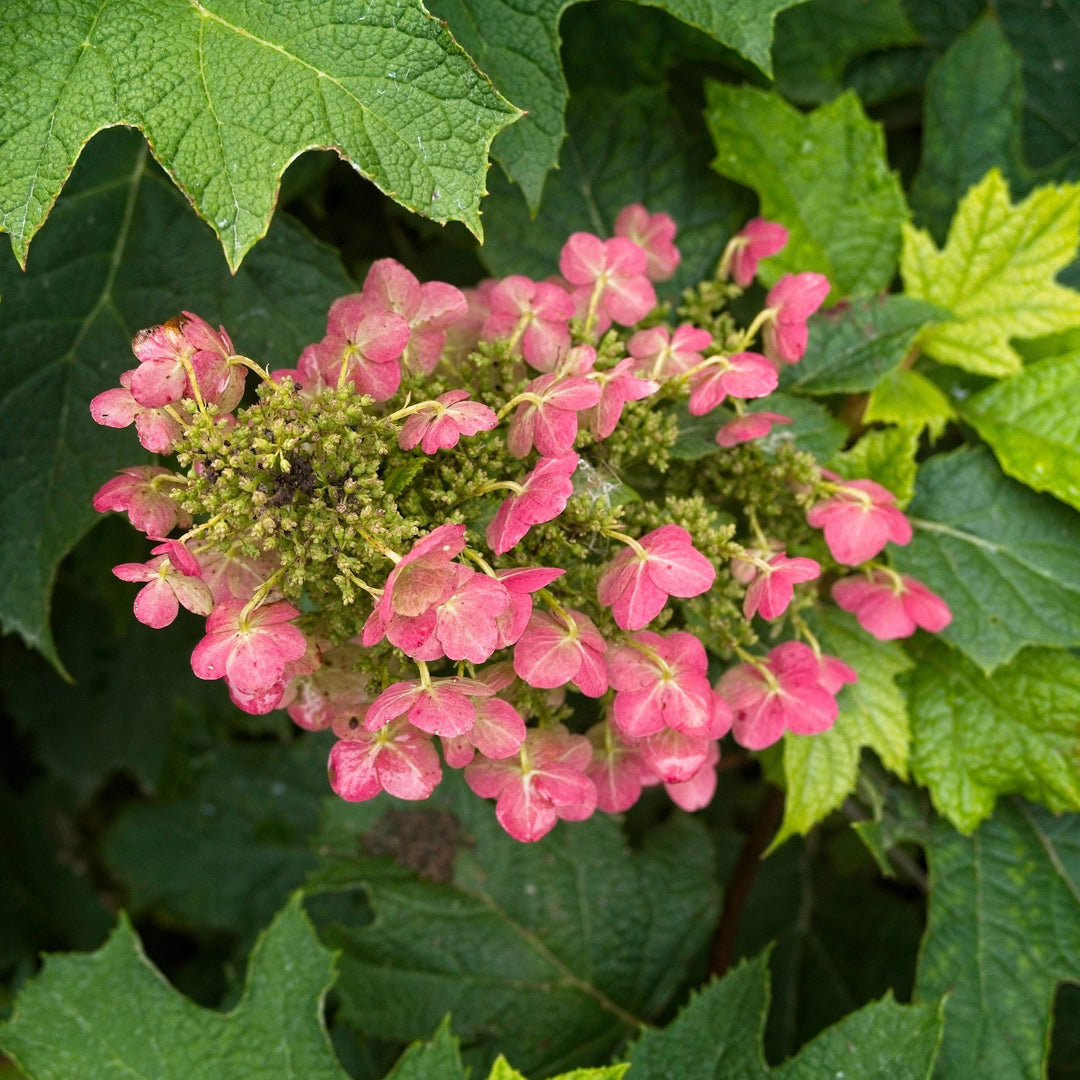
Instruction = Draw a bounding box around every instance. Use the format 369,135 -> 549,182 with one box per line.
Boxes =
614,204 -> 680,282
717,412 -> 792,448
729,218 -> 789,288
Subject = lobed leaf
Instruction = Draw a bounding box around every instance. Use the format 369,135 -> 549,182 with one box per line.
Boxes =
704,86 -> 908,298
891,446 -> 1080,671
900,168 -> 1080,377
0,0 -> 521,270
831,425 -> 920,508
863,367 -> 956,442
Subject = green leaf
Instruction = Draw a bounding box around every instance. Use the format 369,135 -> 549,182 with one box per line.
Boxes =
704,86 -> 909,298
772,0 -> 920,105
750,392 -> 848,462
103,736 -> 332,935
772,610 -> 912,848
480,83 -> 753,300
487,1058 -> 627,1080
830,424 -> 920,507
311,778 -> 720,1076
996,0 -> 1080,172
432,0 -> 807,211
781,296 -> 947,396
904,642 -> 1080,833
0,129 -> 352,670
916,799 -> 1080,1080
384,1019 -> 467,1080
909,16 -> 1025,244
0,0 -> 520,270
892,446 -> 1080,671
900,168 -> 1080,376
625,950 -> 943,1078
863,367 -> 957,441
0,894 -> 348,1079
962,351 -> 1080,511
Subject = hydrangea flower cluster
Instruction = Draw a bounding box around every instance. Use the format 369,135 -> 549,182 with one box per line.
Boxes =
90,211 -> 951,842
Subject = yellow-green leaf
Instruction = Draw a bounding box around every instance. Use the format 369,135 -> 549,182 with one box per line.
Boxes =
900,169 -> 1080,376
830,424 -> 920,508
863,368 -> 957,442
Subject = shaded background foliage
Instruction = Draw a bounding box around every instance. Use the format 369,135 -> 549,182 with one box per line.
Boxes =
2,0 -> 1080,1077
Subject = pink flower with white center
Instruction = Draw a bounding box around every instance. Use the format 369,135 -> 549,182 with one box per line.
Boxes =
112,553 -> 213,629
487,453 -> 579,556
493,566 -> 565,648
285,661 -> 371,732
398,390 -> 498,454
92,467 -> 191,537
586,722 -> 646,813
597,525 -> 716,631
441,667 -> 527,768
727,218 -> 789,288
196,548 -> 280,604
663,742 -> 721,811
506,373 -> 601,459
128,313 -> 236,409
716,411 -> 792,448
587,359 -> 659,440
465,725 -> 596,842
482,275 -> 575,371
742,552 -> 821,621
559,233 -> 657,327
832,571 -> 952,640
762,272 -> 830,364
807,477 -> 912,565
614,204 -> 681,282
90,370 -> 184,454
637,725 -> 715,784
312,295 -> 410,401
431,566 -> 512,664
364,675 -> 496,738
513,608 -> 608,697
627,324 -> 713,378
607,631 -> 726,739
191,599 -> 308,695
329,716 -> 442,802
361,258 -> 468,374
688,352 -> 777,416
717,641 -> 842,750
230,639 -> 321,716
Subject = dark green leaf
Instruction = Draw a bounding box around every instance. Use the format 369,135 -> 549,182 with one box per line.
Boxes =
0,129 -> 352,670
480,83 -> 753,299
917,800 -> 1080,1080
905,641 -> 1080,832
704,86 -> 908,298
104,735 -> 332,934
432,0 -> 807,210
0,894 -> 349,1079
311,777 -> 720,1076
910,15 -> 1025,244
626,949 -> 942,1078
781,296 -> 947,396
892,447 -> 1080,671
772,0 -> 920,105
384,1019 -> 467,1080
0,0 -> 520,269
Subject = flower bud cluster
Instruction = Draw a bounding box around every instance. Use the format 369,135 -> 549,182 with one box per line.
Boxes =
90,209 -> 951,842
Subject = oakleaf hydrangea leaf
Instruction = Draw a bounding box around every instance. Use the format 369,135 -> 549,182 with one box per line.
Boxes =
864,368 -> 957,442
384,1018 -> 468,1080
917,799 -> 1080,1080
0,129 -> 352,672
625,949 -> 943,1078
0,894 -> 349,1080
781,296 -> 948,397
0,0 -> 521,271
892,447 -> 1080,671
962,351 -> 1080,512
909,16 -> 1026,244
772,610 -> 912,849
311,776 -> 720,1077
831,425 -> 920,508
487,1058 -> 627,1080
901,168 -> 1080,377
431,0 -> 808,210
704,86 -> 908,298
905,641 -> 1080,833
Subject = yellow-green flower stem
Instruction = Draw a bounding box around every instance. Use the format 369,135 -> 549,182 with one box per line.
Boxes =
238,568 -> 287,630
359,529 -> 401,565
683,354 -> 732,380
496,390 -> 546,420
538,589 -> 577,637
416,659 -> 432,688
463,547 -> 499,578
601,527 -> 648,560
164,404 -> 190,427
473,478 -> 526,497
746,506 -> 771,551
178,512 -> 228,545
582,275 -> 608,341
229,354 -> 276,384
817,477 -> 875,508
865,561 -> 906,591
622,635 -> 673,679
151,472 -> 189,493
716,235 -> 748,283
733,306 -> 778,352
178,354 -> 211,419
386,399 -> 442,423
507,312 -> 533,353
733,643 -> 779,690
341,566 -> 382,599
789,612 -> 823,659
